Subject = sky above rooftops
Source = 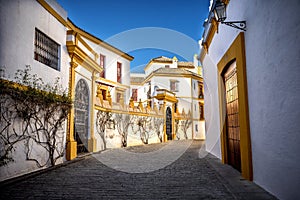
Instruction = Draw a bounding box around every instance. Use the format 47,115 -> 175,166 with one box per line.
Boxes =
57,0 -> 210,73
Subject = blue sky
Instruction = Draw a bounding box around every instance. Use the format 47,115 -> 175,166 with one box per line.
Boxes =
57,0 -> 210,72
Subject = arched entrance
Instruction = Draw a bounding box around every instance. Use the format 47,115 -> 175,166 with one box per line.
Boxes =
74,79 -> 89,154
223,61 -> 241,171
166,107 -> 172,140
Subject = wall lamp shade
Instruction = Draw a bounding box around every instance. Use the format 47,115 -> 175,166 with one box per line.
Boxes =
214,1 -> 227,22
212,0 -> 246,31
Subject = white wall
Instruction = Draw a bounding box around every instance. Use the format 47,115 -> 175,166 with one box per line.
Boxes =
242,1 -> 300,199
145,63 -> 165,76
82,37 -> 131,103
83,39 -> 131,83
0,0 -> 69,181
201,0 -> 300,199
0,0 -> 69,88
201,54 -> 222,158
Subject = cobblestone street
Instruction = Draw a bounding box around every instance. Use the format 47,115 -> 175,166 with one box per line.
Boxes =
0,140 -> 276,199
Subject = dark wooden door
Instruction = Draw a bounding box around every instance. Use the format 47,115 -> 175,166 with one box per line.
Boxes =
224,61 -> 241,172
166,107 -> 172,140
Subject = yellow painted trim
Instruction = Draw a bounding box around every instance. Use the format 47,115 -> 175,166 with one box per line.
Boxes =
74,70 -> 92,82
66,61 -> 78,160
97,77 -> 130,89
202,18 -> 218,53
36,0 -> 67,26
77,35 -> 98,61
190,79 -> 194,139
66,20 -> 134,61
223,0 -> 230,5
144,60 -> 173,71
88,71 -> 97,152
199,47 -> 206,65
172,103 -> 175,139
163,101 -> 167,142
116,87 -> 126,92
94,105 -> 164,118
144,60 -> 154,71
217,32 -> 253,181
37,1 -> 133,61
130,82 -> 144,86
67,44 -> 102,73
155,94 -> 178,103
143,72 -> 203,85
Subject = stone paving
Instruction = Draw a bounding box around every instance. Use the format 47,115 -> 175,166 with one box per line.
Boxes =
0,140 -> 277,199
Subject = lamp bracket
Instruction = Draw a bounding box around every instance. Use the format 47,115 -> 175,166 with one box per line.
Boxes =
221,21 -> 246,31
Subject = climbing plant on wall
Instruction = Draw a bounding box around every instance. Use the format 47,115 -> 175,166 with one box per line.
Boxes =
0,66 -> 71,167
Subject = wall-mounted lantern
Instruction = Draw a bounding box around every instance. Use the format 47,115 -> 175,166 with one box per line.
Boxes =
213,0 -> 246,31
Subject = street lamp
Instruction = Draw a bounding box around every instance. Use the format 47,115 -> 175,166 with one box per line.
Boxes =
213,0 -> 246,31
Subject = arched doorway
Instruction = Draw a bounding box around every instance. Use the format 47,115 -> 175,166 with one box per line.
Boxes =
223,61 -> 241,171
166,107 -> 172,140
74,79 -> 89,154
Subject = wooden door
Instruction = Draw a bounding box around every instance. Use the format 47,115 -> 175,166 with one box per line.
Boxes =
224,61 -> 241,171
166,107 -> 172,140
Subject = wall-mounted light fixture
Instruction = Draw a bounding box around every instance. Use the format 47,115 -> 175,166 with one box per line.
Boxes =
213,0 -> 246,31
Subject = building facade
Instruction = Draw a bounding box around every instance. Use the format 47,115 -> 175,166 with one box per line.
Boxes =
0,0 -> 135,180
0,0 -> 71,181
130,56 -> 205,141
199,0 -> 300,199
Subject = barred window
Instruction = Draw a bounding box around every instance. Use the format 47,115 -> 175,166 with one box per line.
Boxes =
34,28 -> 60,70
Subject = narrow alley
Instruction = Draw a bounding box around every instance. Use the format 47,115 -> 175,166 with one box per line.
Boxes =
0,140 -> 276,199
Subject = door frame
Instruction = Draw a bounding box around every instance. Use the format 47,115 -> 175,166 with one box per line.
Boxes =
217,32 -> 253,180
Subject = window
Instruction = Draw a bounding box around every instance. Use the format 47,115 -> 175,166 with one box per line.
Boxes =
195,124 -> 198,132
101,89 -> 107,100
198,83 -> 204,98
165,65 -> 170,68
132,88 -> 138,101
117,62 -> 122,83
200,103 -> 204,120
34,28 -> 60,70
170,80 -> 179,92
116,93 -> 122,103
174,103 -> 178,113
100,54 -> 106,78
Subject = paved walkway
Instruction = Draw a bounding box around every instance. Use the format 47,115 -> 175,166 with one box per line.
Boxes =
0,140 -> 277,199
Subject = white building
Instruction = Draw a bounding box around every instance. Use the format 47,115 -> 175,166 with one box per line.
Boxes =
0,0 -> 133,181
130,56 -> 205,141
199,0 -> 300,199
0,0 -> 71,181
0,0 -> 70,88
66,19 -> 133,155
